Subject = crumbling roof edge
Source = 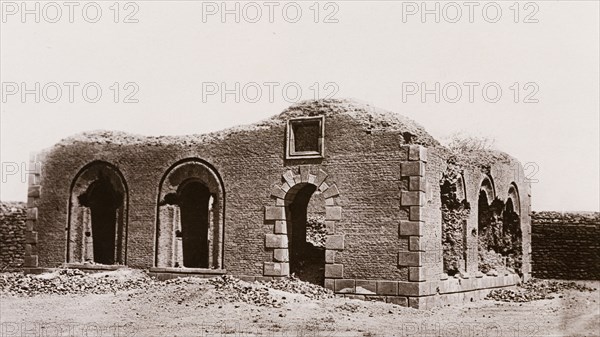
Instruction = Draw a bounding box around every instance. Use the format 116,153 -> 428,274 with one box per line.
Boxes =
42,98 -> 441,150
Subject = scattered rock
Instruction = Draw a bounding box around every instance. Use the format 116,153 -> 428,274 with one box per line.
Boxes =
208,275 -> 282,308
0,269 -> 155,296
1,269 -> 335,309
486,279 -> 596,302
259,275 -> 334,300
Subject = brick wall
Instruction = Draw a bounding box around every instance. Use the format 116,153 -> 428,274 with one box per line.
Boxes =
0,202 -> 27,270
531,211 -> 600,280
30,100 -> 439,282
422,146 -> 533,280
18,98 -> 541,308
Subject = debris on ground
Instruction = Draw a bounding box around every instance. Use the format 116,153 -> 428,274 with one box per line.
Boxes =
0,269 -> 155,296
0,270 -> 334,308
259,274 -> 334,300
209,275 -> 283,307
335,302 -> 362,313
486,278 -> 596,302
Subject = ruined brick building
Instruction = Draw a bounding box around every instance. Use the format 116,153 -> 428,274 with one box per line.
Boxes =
23,99 -> 531,309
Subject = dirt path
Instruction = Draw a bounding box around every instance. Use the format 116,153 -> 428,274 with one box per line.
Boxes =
1,280 -> 598,337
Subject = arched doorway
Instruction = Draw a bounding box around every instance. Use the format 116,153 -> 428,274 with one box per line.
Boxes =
156,159 -> 224,269
477,189 -> 492,244
80,178 -> 121,264
286,183 -> 326,285
440,171 -> 470,276
477,176 -> 501,273
178,180 -> 212,268
67,162 -> 128,265
264,166 -> 344,283
503,185 -> 523,274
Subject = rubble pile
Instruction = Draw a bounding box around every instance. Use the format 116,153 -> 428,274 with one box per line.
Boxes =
259,275 -> 334,300
306,215 -> 327,248
208,275 -> 283,307
486,279 -> 596,302
1,269 -> 335,307
0,269 -> 155,296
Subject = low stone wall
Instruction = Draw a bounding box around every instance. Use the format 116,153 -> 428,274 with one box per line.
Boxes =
0,202 -> 27,270
531,211 -> 600,280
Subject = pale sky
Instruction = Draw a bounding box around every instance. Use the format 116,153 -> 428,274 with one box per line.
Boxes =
1,1 -> 598,211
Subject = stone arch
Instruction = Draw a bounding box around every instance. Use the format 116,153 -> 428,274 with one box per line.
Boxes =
503,183 -> 523,274
67,161 -> 128,265
477,174 -> 507,273
477,174 -> 498,248
455,174 -> 467,202
264,166 -> 344,283
477,175 -> 495,231
506,183 -> 521,215
479,175 -> 496,205
155,159 -> 225,269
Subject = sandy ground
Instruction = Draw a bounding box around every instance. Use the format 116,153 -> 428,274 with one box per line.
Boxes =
1,279 -> 598,337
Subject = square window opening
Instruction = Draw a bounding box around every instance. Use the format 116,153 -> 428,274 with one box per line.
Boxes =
287,116 -> 325,159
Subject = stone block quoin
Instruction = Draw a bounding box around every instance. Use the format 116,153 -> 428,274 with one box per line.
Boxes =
398,145 -> 427,281
24,152 -> 41,267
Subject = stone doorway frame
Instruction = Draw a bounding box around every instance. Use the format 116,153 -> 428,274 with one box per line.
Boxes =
263,166 -> 345,279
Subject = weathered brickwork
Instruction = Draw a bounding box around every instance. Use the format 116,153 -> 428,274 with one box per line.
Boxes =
24,99 -> 534,308
24,153 -> 41,268
0,202 -> 27,270
532,211 -> 600,280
